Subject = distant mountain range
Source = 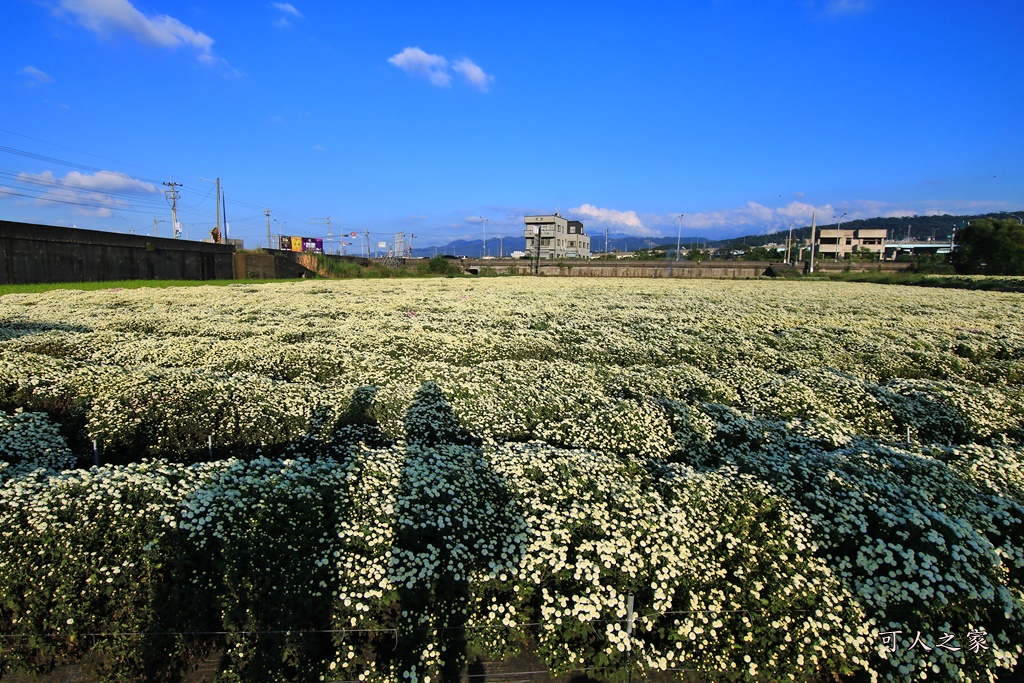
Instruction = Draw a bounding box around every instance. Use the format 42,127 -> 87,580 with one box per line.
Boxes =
411,233 -> 713,258
412,211 -> 1022,257
710,211 -> 1023,250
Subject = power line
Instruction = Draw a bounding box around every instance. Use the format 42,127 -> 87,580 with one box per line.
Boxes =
0,187 -> 168,216
0,169 -> 169,209
0,128 -> 167,179
0,145 -> 163,186
163,178 -> 182,239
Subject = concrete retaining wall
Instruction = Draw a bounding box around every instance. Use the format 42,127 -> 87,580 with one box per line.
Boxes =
0,221 -> 234,284
462,259 -> 916,278
234,252 -> 315,279
463,259 -> 775,278
810,261 -> 915,274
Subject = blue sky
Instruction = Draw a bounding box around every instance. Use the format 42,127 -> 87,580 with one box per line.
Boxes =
2,0 -> 1022,249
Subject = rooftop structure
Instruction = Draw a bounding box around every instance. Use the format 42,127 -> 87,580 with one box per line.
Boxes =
523,214 -> 591,259
816,227 -> 886,259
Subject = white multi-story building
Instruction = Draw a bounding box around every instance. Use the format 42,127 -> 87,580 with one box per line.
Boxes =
816,227 -> 887,259
523,214 -> 591,259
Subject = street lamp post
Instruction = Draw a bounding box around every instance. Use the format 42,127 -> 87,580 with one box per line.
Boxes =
199,177 -> 221,240
833,212 -> 847,262
676,214 -> 684,260
273,219 -> 287,249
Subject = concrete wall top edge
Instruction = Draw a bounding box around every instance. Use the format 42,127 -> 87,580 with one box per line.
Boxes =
0,220 -> 234,254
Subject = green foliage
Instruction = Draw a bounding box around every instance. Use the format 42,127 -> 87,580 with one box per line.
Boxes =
952,218 -> 1024,275
741,246 -> 782,261
686,248 -> 709,261
420,256 -> 462,276
312,255 -> 397,279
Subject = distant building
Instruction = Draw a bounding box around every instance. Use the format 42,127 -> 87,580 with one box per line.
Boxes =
523,214 -> 591,259
816,228 -> 886,259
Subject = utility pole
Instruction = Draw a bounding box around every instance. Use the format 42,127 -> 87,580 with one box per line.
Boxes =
834,212 -> 847,262
221,189 -> 228,242
310,217 -> 332,253
786,221 -> 794,264
676,214 -> 684,260
152,217 -> 165,237
365,230 -> 370,259
273,219 -> 287,249
480,217 -> 488,258
264,209 -> 272,250
533,225 -> 542,274
809,211 -> 817,274
199,177 -> 221,241
163,177 -> 182,238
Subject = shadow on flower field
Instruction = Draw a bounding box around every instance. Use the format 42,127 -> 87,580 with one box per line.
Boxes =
387,382 -> 526,683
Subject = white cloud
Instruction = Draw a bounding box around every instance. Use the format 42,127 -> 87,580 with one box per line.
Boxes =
389,47 -> 451,87
679,201 -> 799,231
15,169 -> 158,217
20,66 -> 53,85
642,201 -> 836,235
271,2 -> 302,17
569,204 -> 653,236
652,198 -> 1014,237
54,0 -> 235,72
825,0 -> 871,16
63,170 -> 156,193
452,58 -> 493,92
775,201 -> 833,223
388,48 -> 493,92
312,143 -> 326,152
270,3 -> 301,28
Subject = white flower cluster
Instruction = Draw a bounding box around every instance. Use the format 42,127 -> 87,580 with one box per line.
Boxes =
0,408 -> 76,479
0,278 -> 1021,682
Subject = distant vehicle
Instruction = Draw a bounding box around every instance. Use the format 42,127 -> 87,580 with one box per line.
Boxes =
441,254 -> 463,260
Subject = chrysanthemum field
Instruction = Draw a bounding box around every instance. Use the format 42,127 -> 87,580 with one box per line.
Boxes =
1,278 -> 1022,683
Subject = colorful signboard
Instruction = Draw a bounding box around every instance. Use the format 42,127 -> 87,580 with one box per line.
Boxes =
279,236 -> 324,254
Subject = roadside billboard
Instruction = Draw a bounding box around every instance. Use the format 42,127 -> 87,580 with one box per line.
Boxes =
279,236 -> 325,254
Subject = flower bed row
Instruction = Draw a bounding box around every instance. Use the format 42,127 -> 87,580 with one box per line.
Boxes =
1,404 -> 1021,682
1,279 -> 1022,681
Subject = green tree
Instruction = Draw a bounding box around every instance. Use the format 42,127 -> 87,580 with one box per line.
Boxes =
742,246 -> 782,261
686,249 -> 709,262
952,218 -> 1024,275
423,255 -> 460,276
